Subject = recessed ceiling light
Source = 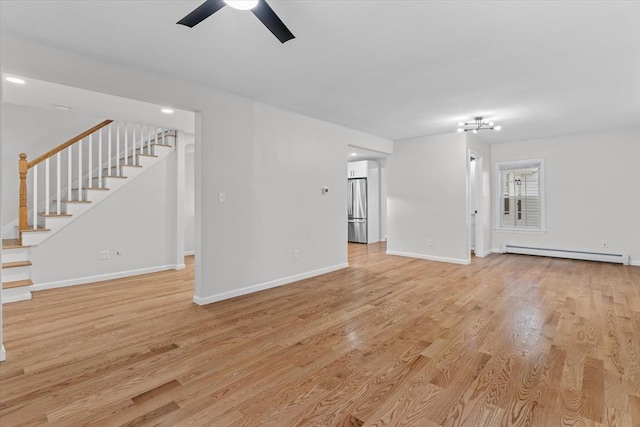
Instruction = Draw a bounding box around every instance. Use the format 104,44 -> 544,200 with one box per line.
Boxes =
350,152 -> 358,156
161,108 -> 174,114
5,76 -> 26,85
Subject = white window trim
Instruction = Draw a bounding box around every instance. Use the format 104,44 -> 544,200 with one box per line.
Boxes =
494,158 -> 546,232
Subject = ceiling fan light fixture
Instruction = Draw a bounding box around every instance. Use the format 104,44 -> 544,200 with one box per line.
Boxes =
224,0 -> 259,10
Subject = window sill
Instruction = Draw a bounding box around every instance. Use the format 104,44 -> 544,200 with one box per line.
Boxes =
495,228 -> 547,235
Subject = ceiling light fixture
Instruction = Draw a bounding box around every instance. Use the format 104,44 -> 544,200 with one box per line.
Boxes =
350,152 -> 358,156
224,0 -> 258,10
161,108 -> 174,114
5,76 -> 26,85
457,117 -> 501,133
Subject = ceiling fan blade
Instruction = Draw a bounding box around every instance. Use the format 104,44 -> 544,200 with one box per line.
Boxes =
177,0 -> 226,28
251,0 -> 295,43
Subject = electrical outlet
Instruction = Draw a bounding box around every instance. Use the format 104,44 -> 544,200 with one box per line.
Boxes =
427,239 -> 433,247
99,250 -> 110,260
601,240 -> 608,248
294,250 -> 300,260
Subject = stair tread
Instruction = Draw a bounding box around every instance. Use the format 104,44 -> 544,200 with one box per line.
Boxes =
64,200 -> 92,204
39,213 -> 73,217
21,227 -> 51,233
72,187 -> 110,191
151,143 -> 172,148
102,175 -> 128,179
138,154 -> 158,158
2,260 -> 32,269
2,279 -> 33,289
2,239 -> 30,249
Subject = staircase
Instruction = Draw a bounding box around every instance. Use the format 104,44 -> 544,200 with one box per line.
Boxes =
1,121 -> 175,303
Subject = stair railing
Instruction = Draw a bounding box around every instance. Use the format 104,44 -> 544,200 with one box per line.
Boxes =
18,120 -> 171,236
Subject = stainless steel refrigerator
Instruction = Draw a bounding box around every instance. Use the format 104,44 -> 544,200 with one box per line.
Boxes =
347,178 -> 367,243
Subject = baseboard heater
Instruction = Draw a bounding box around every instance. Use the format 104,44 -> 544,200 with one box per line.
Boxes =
505,245 -> 629,265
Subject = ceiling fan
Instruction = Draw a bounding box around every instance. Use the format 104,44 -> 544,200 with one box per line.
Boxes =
177,0 -> 295,44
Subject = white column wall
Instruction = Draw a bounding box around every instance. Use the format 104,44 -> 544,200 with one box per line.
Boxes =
387,132 -> 470,264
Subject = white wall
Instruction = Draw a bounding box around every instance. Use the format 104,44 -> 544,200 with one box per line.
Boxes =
1,35 -> 392,308
466,134 -> 492,257
387,132 -> 470,264
367,161 -> 380,243
0,86 -> 5,361
184,149 -> 195,255
380,162 -> 388,240
29,151 -> 179,287
1,103 -> 100,232
491,128 -> 640,265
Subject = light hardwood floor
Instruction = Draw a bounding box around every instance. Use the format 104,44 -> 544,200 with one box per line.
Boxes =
1,244 -> 639,426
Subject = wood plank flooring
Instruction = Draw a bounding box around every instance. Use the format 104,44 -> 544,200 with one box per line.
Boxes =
1,244 -> 639,426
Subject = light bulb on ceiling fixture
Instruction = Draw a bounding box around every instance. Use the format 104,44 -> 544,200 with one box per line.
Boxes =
350,152 -> 358,156
224,0 -> 258,10
457,122 -> 465,127
494,125 -> 502,131
472,129 -> 478,134
161,108 -> 174,114
457,128 -> 464,133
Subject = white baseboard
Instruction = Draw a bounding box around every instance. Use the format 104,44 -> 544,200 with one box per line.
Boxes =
629,260 -> 640,267
174,264 -> 186,271
193,262 -> 349,306
492,248 -> 504,254
0,345 -> 6,362
184,251 -> 195,257
473,248 -> 494,257
385,250 -> 470,265
31,264 -> 180,292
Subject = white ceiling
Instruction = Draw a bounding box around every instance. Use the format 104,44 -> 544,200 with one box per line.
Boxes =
2,75 -> 195,133
1,1 -> 638,143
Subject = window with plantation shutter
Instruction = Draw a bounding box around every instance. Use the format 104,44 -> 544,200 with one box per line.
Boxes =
496,160 -> 545,231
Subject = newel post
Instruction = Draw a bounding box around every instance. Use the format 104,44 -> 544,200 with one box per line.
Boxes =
19,153 -> 28,233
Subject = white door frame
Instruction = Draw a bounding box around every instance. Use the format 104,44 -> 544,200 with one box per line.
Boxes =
469,150 -> 484,257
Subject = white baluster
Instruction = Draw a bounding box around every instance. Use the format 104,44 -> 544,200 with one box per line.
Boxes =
56,152 -> 61,214
124,123 -> 129,166
155,127 -> 158,153
98,129 -> 103,188
45,158 -> 50,215
33,165 -> 38,229
108,124 -> 112,176
88,134 -> 93,189
116,122 -> 120,173
162,128 -> 166,146
68,146 -> 72,202
78,138 -> 83,201
131,124 -> 136,165
141,125 -> 146,155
